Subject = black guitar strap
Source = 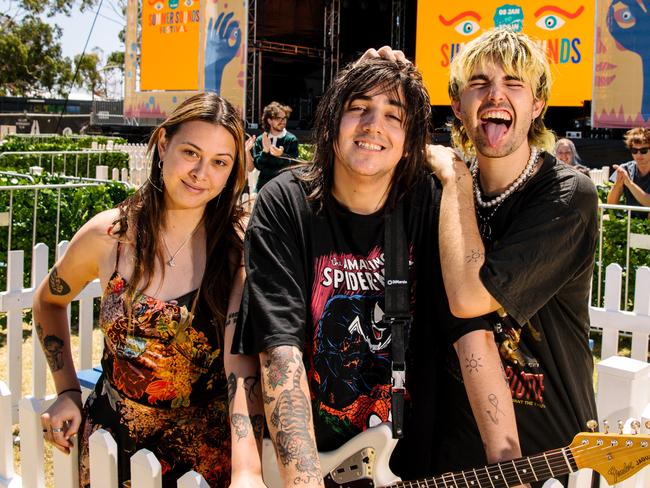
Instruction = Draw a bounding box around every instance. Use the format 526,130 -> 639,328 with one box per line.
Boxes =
384,198 -> 411,439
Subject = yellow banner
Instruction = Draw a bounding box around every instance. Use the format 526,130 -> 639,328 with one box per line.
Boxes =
592,0 -> 648,128
140,0 -> 201,91
416,1 -> 594,106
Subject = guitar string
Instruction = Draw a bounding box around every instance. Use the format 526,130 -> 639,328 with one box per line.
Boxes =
387,442 -> 650,488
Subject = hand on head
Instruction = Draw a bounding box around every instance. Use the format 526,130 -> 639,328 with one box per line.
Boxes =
357,45 -> 410,65
426,144 -> 468,184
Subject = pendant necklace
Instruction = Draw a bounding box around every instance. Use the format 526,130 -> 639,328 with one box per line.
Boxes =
162,220 -> 202,267
471,146 -> 539,241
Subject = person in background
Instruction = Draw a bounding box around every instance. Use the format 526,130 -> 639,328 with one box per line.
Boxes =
253,101 -> 299,191
554,138 -> 590,175
607,127 -> 650,218
34,93 -> 265,487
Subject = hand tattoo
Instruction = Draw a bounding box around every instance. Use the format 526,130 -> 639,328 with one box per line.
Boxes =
48,266 -> 71,296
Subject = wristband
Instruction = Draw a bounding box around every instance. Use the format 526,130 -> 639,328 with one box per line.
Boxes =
58,387 -> 82,396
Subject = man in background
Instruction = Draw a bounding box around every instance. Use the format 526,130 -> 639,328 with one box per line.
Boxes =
253,101 -> 299,192
607,127 -> 650,218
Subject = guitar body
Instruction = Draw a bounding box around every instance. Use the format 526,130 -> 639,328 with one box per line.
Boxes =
262,423 -> 400,487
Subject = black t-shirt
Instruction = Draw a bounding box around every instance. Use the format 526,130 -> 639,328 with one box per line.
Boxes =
435,153 -> 599,480
234,168 -> 448,479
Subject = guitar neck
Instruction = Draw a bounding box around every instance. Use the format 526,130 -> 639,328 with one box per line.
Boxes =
390,448 -> 577,488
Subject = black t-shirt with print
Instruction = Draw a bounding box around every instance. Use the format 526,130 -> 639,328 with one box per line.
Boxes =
435,153 -> 599,482
234,168 -> 448,480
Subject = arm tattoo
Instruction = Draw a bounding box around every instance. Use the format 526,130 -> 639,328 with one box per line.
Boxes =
464,353 -> 482,375
465,249 -> 484,264
251,414 -> 265,440
232,413 -> 266,442
486,393 -> 505,425
43,334 -> 65,372
225,311 -> 239,329
264,349 -> 293,389
48,266 -> 71,296
266,351 -> 321,484
244,374 -> 261,403
227,373 -> 237,405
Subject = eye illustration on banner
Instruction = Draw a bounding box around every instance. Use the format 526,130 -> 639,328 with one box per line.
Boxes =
533,5 -> 584,31
148,0 -> 164,12
204,11 -> 242,94
439,11 -> 483,36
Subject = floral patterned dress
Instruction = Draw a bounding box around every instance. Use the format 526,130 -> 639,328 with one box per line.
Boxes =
78,254 -> 230,487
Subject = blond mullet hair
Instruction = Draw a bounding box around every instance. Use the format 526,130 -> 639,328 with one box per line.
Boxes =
448,28 -> 555,156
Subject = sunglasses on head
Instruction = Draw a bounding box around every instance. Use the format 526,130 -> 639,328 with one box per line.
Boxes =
630,147 -> 650,154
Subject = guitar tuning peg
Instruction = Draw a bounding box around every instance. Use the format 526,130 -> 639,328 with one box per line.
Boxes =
631,420 -> 641,434
586,420 -> 598,432
603,420 -> 609,434
618,420 -> 624,434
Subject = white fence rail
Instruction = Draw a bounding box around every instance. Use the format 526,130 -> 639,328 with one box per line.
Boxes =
1,247 -> 650,487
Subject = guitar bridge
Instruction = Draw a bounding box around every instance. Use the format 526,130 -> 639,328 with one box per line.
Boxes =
326,447 -> 376,487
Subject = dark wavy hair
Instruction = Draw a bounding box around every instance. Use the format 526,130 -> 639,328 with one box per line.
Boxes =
299,58 -> 432,210
113,92 -> 247,341
261,101 -> 292,132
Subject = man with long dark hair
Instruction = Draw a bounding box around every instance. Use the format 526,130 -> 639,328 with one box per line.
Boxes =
235,52 -> 521,486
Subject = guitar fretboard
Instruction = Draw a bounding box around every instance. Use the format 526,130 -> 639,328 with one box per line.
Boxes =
389,448 -> 577,488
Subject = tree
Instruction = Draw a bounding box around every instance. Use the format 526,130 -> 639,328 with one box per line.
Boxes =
0,15 -> 73,96
0,0 -> 101,97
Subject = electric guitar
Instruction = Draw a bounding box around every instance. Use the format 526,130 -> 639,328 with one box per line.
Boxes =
262,422 -> 650,487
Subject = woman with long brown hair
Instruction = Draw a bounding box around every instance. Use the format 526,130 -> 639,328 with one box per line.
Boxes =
33,93 -> 265,487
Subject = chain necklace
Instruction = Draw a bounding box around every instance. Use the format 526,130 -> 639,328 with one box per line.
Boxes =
162,220 -> 202,267
471,147 -> 539,241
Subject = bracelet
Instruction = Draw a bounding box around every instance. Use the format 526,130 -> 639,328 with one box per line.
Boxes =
58,387 -> 82,396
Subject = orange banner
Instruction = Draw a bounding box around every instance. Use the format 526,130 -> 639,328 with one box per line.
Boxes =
416,1 -> 595,107
140,0 -> 201,91
592,0 -> 649,128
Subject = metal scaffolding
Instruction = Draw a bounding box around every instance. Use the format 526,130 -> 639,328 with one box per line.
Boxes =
323,0 -> 340,92
245,0 -> 259,126
391,0 -> 406,51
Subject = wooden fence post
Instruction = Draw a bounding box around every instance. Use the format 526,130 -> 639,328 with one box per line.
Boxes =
131,449 -> 162,488
89,429 -> 118,488
601,264 -> 622,360
19,396 -> 46,488
176,471 -> 209,488
631,267 -> 650,362
0,381 -> 20,486
31,243 -> 49,399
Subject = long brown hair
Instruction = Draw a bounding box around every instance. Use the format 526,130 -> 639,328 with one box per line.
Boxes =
299,58 -> 433,211
114,92 -> 247,340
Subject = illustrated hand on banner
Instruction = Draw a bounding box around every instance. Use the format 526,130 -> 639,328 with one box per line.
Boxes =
204,12 -> 242,94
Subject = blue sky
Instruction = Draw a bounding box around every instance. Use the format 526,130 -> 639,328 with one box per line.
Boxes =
1,0 -> 124,60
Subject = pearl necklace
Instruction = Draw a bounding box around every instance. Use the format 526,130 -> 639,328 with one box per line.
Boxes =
471,146 -> 539,209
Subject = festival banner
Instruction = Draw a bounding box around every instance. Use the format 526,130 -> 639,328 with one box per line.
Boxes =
140,0 -> 202,90
415,1 -> 595,107
592,0 -> 649,128
123,0 -> 247,123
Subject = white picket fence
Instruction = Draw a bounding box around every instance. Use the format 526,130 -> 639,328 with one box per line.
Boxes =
1,244 -> 649,487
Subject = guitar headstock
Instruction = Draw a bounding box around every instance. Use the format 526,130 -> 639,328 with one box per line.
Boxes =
570,419 -> 650,485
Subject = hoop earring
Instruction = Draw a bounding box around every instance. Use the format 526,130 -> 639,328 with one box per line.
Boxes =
148,159 -> 164,192
158,160 -> 164,188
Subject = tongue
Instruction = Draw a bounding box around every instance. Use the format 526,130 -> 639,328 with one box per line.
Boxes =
484,121 -> 508,147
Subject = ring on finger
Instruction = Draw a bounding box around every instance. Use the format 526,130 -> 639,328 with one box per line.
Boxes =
51,427 -> 63,433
